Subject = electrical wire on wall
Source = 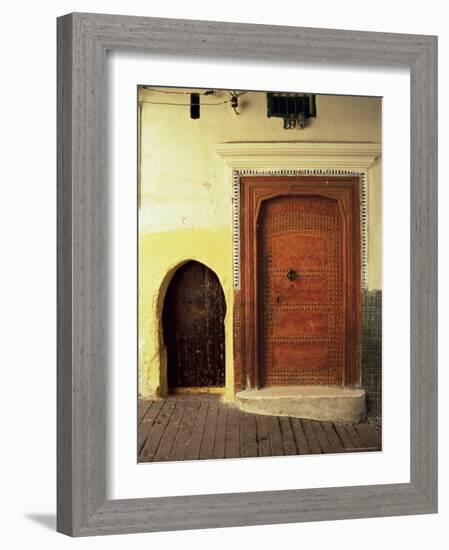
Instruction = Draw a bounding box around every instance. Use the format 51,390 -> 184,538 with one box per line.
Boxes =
140,87 -> 246,118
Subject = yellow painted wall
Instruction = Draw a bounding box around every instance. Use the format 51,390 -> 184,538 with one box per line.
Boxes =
138,87 -> 382,399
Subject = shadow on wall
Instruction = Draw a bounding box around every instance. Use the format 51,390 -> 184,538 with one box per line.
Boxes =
24,514 -> 56,531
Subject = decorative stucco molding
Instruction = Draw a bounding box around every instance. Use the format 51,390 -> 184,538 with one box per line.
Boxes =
214,141 -> 381,170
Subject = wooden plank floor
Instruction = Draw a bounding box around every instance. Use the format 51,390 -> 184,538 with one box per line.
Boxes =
138,395 -> 381,463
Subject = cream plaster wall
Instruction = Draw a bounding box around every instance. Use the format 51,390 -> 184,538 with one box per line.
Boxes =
138,87 -> 382,399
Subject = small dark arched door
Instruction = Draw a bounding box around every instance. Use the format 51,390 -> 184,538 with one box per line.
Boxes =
162,261 -> 226,389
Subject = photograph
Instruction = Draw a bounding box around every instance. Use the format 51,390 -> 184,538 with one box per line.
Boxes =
137,86 -> 382,462
0,0 -> 440,544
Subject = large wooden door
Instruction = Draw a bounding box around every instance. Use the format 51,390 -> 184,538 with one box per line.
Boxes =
162,260 -> 226,389
258,195 -> 345,386
238,176 -> 360,390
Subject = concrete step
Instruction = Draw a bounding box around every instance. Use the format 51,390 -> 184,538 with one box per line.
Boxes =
235,385 -> 366,423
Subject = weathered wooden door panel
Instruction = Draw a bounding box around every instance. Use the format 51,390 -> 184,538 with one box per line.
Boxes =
271,274 -> 328,302
272,310 -> 329,337
162,261 -> 226,388
258,195 -> 345,387
271,233 -> 328,268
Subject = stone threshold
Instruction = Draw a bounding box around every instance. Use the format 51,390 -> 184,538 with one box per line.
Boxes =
235,385 -> 366,423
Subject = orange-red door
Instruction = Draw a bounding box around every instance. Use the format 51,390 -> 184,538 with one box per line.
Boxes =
258,195 -> 346,386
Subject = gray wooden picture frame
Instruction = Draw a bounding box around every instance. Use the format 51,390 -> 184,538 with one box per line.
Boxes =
57,12 -> 438,537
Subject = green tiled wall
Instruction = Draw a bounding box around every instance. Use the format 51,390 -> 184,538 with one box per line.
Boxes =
361,290 -> 382,417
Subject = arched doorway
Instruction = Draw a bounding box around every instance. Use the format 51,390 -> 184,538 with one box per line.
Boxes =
162,261 -> 226,390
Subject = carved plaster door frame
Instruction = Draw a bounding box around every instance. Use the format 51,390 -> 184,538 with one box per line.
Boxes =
215,142 -> 381,394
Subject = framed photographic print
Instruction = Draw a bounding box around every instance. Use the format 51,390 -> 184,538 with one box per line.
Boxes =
136,86 -> 382,464
57,12 -> 437,536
